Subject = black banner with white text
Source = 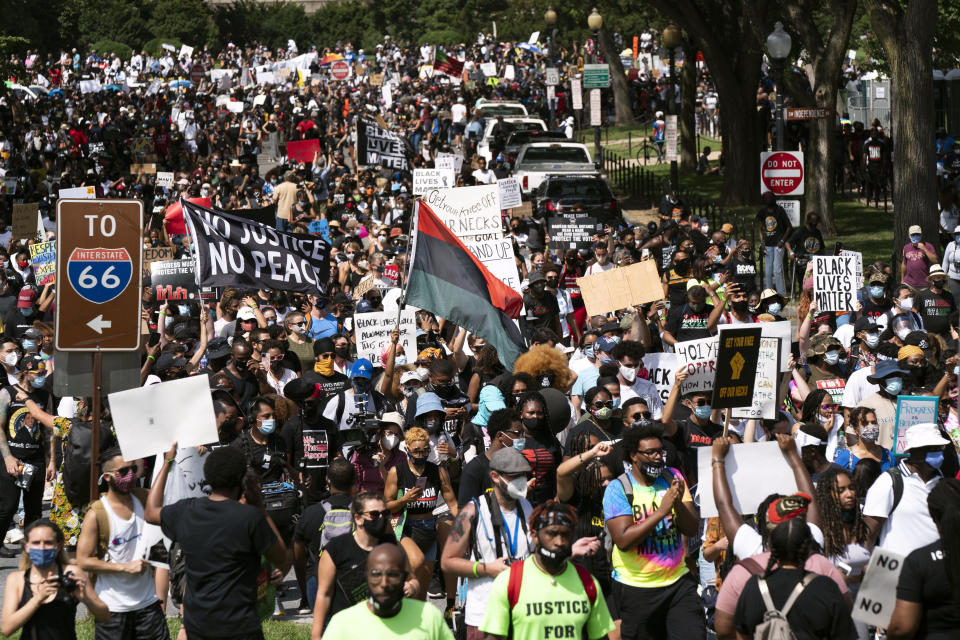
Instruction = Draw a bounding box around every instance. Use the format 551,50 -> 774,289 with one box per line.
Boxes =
356,118 -> 411,170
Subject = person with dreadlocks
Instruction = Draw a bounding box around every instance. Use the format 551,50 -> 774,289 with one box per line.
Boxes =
888,478 -> 960,639
814,468 -> 871,585
480,500 -> 614,640
733,514 -> 857,639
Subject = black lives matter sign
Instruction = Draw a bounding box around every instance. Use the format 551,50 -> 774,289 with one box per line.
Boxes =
813,254 -> 862,312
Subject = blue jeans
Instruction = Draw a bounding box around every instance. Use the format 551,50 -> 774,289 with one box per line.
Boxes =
763,245 -> 786,294
305,576 -> 317,611
276,217 -> 292,232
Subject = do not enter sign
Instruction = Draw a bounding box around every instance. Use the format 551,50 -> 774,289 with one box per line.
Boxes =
760,151 -> 804,196
330,60 -> 352,80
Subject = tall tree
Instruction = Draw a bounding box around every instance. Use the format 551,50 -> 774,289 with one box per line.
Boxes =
595,26 -> 634,126
861,0 -> 938,259
680,36 -> 697,171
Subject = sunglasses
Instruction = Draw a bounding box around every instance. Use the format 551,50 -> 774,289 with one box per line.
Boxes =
691,398 -> 709,407
628,411 -> 652,421
111,465 -> 136,476
362,509 -> 391,519
592,400 -> 614,409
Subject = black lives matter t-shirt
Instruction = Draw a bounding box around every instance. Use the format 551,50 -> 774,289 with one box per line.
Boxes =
897,541 -> 960,638
665,303 -> 713,342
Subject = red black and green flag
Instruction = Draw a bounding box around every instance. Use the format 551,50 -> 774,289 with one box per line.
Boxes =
434,49 -> 464,77
406,201 -> 526,367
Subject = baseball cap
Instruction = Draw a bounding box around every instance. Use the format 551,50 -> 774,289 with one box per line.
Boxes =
595,335 -> 620,353
489,448 -> 532,475
206,337 -> 231,360
237,307 -> 256,321
903,423 -> 950,451
400,370 -> 423,385
721,223 -> 734,234
17,289 -> 36,309
351,358 -> 373,379
853,317 -> 879,334
908,225 -> 922,235
415,392 -> 444,416
23,328 -> 42,341
20,354 -> 46,372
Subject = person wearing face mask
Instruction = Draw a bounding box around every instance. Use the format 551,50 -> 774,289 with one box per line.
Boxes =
797,389 -> 848,463
860,359 -> 910,450
385,426 -> 457,601
301,337 -> 350,399
758,288 -> 787,321
662,284 -> 724,346
351,412 -> 407,494
717,282 -> 757,325
863,423 -> 951,556
844,316 -> 882,371
834,407 -> 895,472
283,311 -> 316,373
75,448 -> 169,640
900,224 -> 939,289
661,369 -> 729,486
322,359 -> 387,433
322,542 -> 446,640
602,421 -> 702,640
915,264 -> 956,338
569,387 -> 620,449
232,396 -> 287,484
0,518 -> 108,639
663,249 -> 693,309
797,333 -> 847,401
884,284 -> 925,335
3,288 -> 40,340
480,500 -> 614,640
521,271 -> 562,338
0,339 -> 19,385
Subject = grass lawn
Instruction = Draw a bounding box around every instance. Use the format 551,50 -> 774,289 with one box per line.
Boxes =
7,618 -> 311,639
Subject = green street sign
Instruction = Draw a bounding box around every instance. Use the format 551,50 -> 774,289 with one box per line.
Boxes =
583,63 -> 610,88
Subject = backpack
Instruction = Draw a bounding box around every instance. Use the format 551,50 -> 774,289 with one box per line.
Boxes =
470,490 -> 528,563
63,420 -> 117,507
888,467 -> 904,515
603,468 -> 675,556
317,496 -> 354,550
753,574 -> 815,640
506,558 -> 597,637
87,488 -> 151,563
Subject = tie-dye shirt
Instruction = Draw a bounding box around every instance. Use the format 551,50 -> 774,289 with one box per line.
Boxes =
602,468 -> 691,588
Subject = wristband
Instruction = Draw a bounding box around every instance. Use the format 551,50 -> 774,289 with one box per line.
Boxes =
711,458 -> 725,464
147,355 -> 156,362
165,458 -> 176,465
158,310 -> 165,316
472,561 -> 481,577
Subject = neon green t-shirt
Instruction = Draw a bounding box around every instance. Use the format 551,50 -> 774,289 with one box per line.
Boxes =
324,598 -> 455,640
480,559 -> 615,640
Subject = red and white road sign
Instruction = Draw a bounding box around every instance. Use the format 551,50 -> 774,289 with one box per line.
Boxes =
330,60 -> 352,80
190,64 -> 204,85
760,151 -> 804,196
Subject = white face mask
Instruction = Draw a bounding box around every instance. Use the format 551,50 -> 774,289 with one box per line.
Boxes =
381,434 -> 399,450
3,352 -> 17,367
619,363 -> 637,383
394,354 -> 407,366
504,476 -> 528,500
416,366 -> 429,379
898,297 -> 913,309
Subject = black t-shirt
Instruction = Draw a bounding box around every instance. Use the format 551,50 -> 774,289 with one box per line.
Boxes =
0,292 -> 17,319
897,540 -> 960,639
221,365 -> 260,410
457,453 -> 491,507
860,293 -> 892,320
756,205 -> 791,246
522,291 -> 560,331
231,429 -> 288,483
3,309 -> 39,340
294,493 -> 353,580
735,569 -> 857,640
300,370 -> 351,400
319,532 -> 371,622
668,418 -> 723,486
665,303 -> 713,342
915,288 -> 956,336
789,227 -> 824,259
160,497 -> 277,636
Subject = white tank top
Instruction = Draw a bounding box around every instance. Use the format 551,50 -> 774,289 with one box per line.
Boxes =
464,495 -> 532,626
95,495 -> 160,612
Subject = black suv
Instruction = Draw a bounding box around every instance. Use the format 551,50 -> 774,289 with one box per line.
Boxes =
533,175 -> 624,227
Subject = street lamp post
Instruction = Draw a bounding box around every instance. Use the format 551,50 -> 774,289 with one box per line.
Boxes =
587,8 -> 603,166
662,24 -> 681,193
544,7 -> 558,130
766,22 -> 792,151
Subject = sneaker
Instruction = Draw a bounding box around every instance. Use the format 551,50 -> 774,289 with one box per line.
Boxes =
43,485 -> 53,502
297,601 -> 312,615
426,576 -> 444,599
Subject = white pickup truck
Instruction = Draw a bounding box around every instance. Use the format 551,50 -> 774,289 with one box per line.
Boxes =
511,142 -> 599,198
476,117 -> 546,164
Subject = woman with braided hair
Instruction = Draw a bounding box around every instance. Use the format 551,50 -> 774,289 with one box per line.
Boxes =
813,468 -> 871,588
888,478 -> 960,639
734,513 -> 857,640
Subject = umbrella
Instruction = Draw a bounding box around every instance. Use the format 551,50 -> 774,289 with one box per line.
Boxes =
319,53 -> 344,66
104,84 -> 123,92
169,79 -> 192,89
47,89 -> 64,97
518,42 -> 543,55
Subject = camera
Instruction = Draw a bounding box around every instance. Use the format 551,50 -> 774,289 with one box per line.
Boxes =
58,571 -> 77,592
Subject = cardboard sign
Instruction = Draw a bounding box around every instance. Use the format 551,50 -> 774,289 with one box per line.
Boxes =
576,260 -> 664,316
497,178 -> 522,210
548,217 -> 602,250
28,240 -> 56,286
286,139 -> 320,164
435,152 -> 463,173
731,337 -> 780,420
302,430 -> 329,469
480,62 -> 497,76
12,203 -> 40,240
353,309 -> 417,366
642,352 -> 679,405
109,375 -> 219,460
893,395 -> 940,455
419,184 -> 502,243
697,442 -> 799,517
353,275 -> 378,301
852,548 -> 906,628
413,169 -> 455,195
712,326 -> 762,409
675,336 -> 719,395
369,73 -> 384,87
464,238 -> 522,293
813,254 -> 862,312
150,259 -> 214,301
156,172 -> 175,188
130,163 -> 157,175
509,202 -> 533,219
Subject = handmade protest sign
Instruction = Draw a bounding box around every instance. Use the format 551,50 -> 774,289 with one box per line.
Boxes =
674,336 -> 719,395
353,309 -> 417,366
156,172 -> 175,188
642,352 -> 679,405
731,337 -> 780,420
434,152 -> 463,173
893,395 -> 939,455
697,442 -> 799,517
548,217 -> 602,250
413,169 -> 455,195
182,200 -> 330,295
143,246 -> 176,277
357,118 -> 410,170
576,260 -> 663,316
109,375 -> 218,460
712,326 -> 762,409
497,178 -> 522,209
286,139 -> 320,164
464,238 -> 523,293
852,549 -> 906,628
813,254 -> 861,312
419,184 -> 502,243
352,274 -> 377,300
150,259 -> 216,301
12,203 -> 40,240
28,241 -> 56,286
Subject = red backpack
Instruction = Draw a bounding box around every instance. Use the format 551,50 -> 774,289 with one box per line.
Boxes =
506,558 -> 598,610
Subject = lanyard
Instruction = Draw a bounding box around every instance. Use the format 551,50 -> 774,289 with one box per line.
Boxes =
502,508 -> 520,559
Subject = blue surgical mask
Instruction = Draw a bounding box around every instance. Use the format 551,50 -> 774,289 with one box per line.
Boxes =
864,333 -> 880,349
954,365 -> 959,376
21,308 -> 33,317
955,234 -> 960,244
511,436 -> 526,452
767,302 -> 782,315
258,418 -> 276,435
584,344 -> 595,359
30,375 -> 46,388
21,339 -> 36,351
823,350 -> 840,365
611,397 -> 621,409
164,315 -> 174,328
869,285 -> 885,299
694,405 -> 712,420
883,377 -> 903,396
910,234 -> 922,244
925,450 -> 945,469
28,546 -> 57,569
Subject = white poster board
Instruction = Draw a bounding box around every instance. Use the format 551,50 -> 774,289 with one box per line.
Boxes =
674,337 -> 719,395
813,254 -> 862,312
697,442 -> 799,517
156,172 -> 175,188
59,185 -> 96,199
413,169 -> 455,195
642,352 -> 679,405
108,376 -> 219,460
419,184 -> 502,243
777,199 -> 800,227
731,338 -> 780,420
464,238 -> 522,293
435,152 -> 464,173
354,309 -> 417,367
497,177 -> 522,209
481,62 -> 497,76
852,548 -> 906,628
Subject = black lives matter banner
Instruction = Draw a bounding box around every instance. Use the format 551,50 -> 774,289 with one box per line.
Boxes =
357,118 -> 410,170
182,200 -> 330,294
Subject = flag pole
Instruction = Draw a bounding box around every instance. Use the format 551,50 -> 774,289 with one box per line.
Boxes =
396,199 -> 420,328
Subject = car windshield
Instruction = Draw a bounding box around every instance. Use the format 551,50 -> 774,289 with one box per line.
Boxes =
508,131 -> 563,145
521,146 -> 591,164
479,105 -> 527,117
546,180 -> 609,198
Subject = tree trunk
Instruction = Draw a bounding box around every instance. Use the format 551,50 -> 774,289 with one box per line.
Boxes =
716,82 -> 761,206
597,27 -> 635,126
680,40 -> 697,172
804,83 -> 838,235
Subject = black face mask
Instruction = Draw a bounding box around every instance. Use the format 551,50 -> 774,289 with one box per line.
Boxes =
640,460 -> 665,478
522,416 -> 542,433
362,515 -> 390,539
537,544 -> 572,572
673,260 -> 689,274
539,373 -> 555,388
431,382 -> 456,398
334,345 -> 350,359
731,300 -> 749,314
423,419 -> 442,434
